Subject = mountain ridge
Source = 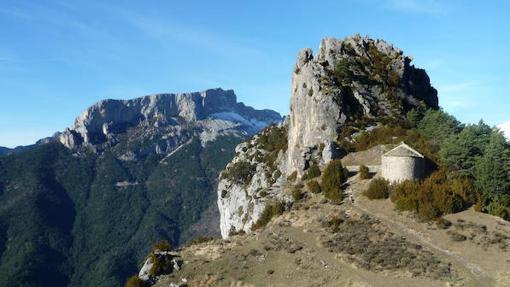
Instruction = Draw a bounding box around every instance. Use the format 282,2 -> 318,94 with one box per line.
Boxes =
0,88 -> 280,287
57,88 -> 281,150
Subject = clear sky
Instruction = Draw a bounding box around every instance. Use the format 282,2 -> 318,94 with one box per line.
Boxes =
1,0 -> 509,147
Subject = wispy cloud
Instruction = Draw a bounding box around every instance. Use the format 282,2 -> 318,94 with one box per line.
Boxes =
116,9 -> 267,61
383,0 -> 447,15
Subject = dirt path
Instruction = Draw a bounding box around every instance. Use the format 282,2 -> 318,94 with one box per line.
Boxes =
345,176 -> 489,287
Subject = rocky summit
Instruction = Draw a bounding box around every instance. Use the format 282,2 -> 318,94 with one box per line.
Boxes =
218,35 -> 438,238
58,88 -> 280,150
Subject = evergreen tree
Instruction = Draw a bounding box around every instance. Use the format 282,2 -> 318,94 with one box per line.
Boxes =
417,109 -> 462,145
439,121 -> 492,174
321,160 -> 347,203
475,131 -> 510,197
406,103 -> 427,128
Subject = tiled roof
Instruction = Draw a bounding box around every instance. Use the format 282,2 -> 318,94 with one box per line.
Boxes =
383,142 -> 424,158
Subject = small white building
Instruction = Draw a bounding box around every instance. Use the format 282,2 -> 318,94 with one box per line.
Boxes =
381,143 -> 424,183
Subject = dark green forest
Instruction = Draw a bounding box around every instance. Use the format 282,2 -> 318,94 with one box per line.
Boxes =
0,135 -> 241,287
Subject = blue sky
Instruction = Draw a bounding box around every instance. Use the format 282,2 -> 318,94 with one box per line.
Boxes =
1,0 -> 509,147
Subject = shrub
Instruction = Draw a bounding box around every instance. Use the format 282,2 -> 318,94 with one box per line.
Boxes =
186,236 -> 214,246
473,201 -> 483,212
291,188 -> 303,201
257,125 -> 288,152
148,253 -> 161,276
390,170 -> 476,220
390,180 -> 421,212
124,275 -> 144,287
484,194 -> 510,220
222,160 -> 256,185
228,228 -> 246,237
153,240 -> 172,252
327,216 -> 346,233
255,125 -> 288,171
333,58 -> 354,85
302,164 -> 321,180
448,231 -> 467,242
306,180 -> 321,194
359,165 -> 370,180
287,171 -> 297,182
321,160 -> 347,203
251,201 -> 285,230
435,217 -> 452,229
363,178 -> 390,199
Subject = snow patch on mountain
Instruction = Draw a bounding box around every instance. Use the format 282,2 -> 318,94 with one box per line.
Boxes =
210,112 -> 271,131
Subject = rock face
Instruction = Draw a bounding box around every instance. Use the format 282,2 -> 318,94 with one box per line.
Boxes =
138,251 -> 182,284
286,35 -> 438,176
217,123 -> 292,238
218,35 -> 439,238
58,88 -> 281,150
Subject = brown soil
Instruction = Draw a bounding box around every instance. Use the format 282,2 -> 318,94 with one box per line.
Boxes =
153,174 -> 510,287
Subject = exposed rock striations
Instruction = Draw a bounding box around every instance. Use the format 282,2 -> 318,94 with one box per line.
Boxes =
218,35 -> 439,238
287,35 -> 438,177
58,88 -> 281,150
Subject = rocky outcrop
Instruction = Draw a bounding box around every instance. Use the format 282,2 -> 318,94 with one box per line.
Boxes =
218,35 -> 439,238
58,88 -> 281,150
286,35 -> 438,177
217,122 -> 292,238
138,251 -> 183,285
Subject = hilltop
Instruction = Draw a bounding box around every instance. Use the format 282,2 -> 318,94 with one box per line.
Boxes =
132,35 -> 510,287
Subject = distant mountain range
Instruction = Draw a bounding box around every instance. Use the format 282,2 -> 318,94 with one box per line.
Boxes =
0,88 -> 280,287
0,147 -> 9,155
0,145 -> 38,156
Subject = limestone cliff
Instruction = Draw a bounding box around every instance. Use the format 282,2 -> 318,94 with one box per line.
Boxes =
286,35 -> 437,176
218,35 -> 438,238
58,88 -> 281,151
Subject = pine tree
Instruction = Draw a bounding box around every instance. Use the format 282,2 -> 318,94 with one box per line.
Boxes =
439,121 -> 492,175
475,131 -> 510,197
417,109 -> 462,145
